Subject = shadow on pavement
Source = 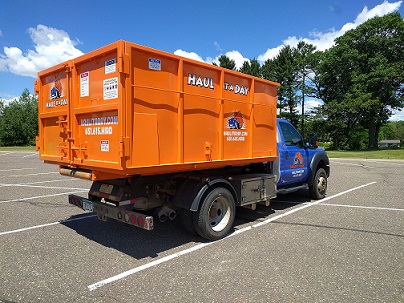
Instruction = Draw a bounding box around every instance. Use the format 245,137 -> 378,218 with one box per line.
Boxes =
62,190 -> 311,260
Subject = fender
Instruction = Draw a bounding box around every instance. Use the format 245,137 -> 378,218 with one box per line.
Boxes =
307,151 -> 330,185
172,178 -> 237,211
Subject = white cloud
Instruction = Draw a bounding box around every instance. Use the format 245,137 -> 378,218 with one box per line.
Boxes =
219,50 -> 249,70
294,99 -> 322,116
389,109 -> 404,121
305,99 -> 323,112
213,41 -> 223,52
258,0 -> 402,63
0,25 -> 83,78
278,99 -> 323,116
173,49 -> 204,62
355,0 -> 402,23
175,49 -> 249,70
0,96 -> 18,106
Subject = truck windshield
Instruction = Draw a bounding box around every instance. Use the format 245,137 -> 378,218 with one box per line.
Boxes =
279,121 -> 303,147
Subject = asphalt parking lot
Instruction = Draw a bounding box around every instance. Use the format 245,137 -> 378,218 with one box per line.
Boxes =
0,151 -> 403,303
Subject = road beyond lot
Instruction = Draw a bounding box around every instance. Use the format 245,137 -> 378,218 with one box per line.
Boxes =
0,152 -> 403,303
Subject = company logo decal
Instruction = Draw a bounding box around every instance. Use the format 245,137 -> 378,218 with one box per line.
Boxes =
50,79 -> 64,99
291,152 -> 304,168
46,79 -> 68,108
227,111 -> 245,129
224,111 -> 248,141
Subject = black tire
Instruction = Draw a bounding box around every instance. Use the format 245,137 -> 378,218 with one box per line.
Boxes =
178,208 -> 198,236
309,168 -> 327,200
193,187 -> 235,241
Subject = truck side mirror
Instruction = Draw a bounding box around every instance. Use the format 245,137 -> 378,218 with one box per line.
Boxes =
308,134 -> 319,149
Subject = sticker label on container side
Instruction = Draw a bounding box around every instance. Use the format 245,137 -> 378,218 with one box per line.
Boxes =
81,115 -> 118,136
103,77 -> 118,100
148,58 -> 161,71
224,111 -> 248,142
105,59 -> 116,74
100,140 -> 109,152
80,72 -> 89,97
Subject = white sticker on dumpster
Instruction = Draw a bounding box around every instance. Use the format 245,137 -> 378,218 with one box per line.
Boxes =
105,59 -> 116,74
148,58 -> 161,71
80,72 -> 89,97
103,77 -> 118,100
100,140 -> 109,152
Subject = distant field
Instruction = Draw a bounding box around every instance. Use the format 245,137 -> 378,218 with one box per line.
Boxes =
0,146 -> 36,152
326,149 -> 404,160
1,146 -> 403,160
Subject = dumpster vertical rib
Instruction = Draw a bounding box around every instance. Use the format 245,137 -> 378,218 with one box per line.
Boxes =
177,59 -> 184,164
249,78 -> 255,158
219,70 -> 225,160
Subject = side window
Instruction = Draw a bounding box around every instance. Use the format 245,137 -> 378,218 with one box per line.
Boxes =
279,121 -> 303,147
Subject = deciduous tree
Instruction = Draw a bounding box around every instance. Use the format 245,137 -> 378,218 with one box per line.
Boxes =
0,89 -> 38,146
319,13 -> 404,149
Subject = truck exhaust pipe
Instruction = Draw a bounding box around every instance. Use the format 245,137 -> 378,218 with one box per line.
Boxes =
168,209 -> 177,220
158,209 -> 168,222
157,206 -> 176,222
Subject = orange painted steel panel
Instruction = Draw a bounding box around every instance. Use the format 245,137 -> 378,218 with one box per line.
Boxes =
37,40 -> 279,180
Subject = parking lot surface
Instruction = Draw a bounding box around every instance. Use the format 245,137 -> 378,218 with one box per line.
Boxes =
0,152 -> 403,302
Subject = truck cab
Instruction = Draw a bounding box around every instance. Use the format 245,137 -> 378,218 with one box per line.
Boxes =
276,119 -> 330,199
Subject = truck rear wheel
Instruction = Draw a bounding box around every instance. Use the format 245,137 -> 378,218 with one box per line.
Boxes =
193,187 -> 235,241
178,208 -> 197,236
310,168 -> 327,200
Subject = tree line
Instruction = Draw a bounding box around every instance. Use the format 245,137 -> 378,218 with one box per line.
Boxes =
0,89 -> 38,146
0,13 -> 403,149
216,12 -> 404,150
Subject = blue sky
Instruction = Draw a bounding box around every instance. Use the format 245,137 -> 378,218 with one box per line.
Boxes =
0,0 -> 403,120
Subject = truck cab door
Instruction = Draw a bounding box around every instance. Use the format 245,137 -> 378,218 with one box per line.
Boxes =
277,120 -> 310,187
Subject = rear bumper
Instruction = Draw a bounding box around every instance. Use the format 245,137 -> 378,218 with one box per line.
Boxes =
68,194 -> 154,230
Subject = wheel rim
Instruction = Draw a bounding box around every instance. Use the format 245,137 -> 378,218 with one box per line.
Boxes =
208,196 -> 231,232
317,175 -> 327,194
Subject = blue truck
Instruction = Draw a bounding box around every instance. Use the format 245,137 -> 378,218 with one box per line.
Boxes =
275,119 -> 329,200
68,118 -> 329,241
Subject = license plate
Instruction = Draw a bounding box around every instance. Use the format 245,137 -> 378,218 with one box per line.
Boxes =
83,199 -> 93,211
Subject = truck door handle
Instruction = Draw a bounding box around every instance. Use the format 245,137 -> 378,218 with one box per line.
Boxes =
252,187 -> 265,193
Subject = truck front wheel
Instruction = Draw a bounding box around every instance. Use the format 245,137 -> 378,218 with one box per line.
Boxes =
193,187 -> 235,241
309,168 -> 327,200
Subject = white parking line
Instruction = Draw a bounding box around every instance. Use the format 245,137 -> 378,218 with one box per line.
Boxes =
0,172 -> 59,178
17,179 -> 83,185
22,153 -> 38,158
0,190 -> 88,204
319,203 -> 404,211
0,152 -> 12,156
0,167 -> 36,172
0,214 -> 97,236
87,181 -> 377,291
0,183 -> 87,191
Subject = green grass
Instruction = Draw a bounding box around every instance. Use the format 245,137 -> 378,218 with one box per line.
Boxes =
1,146 -> 403,160
326,149 -> 404,160
0,146 -> 37,152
